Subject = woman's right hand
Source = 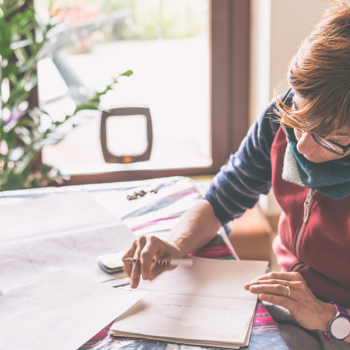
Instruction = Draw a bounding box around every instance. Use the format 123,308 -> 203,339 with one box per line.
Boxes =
123,235 -> 182,288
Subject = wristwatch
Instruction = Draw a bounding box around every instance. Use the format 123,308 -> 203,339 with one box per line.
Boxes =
323,302 -> 350,342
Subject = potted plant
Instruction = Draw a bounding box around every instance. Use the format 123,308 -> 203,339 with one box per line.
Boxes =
0,0 -> 132,191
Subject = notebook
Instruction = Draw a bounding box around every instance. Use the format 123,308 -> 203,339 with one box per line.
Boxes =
110,257 -> 268,349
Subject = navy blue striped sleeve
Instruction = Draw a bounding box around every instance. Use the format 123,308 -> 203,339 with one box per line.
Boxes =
205,99 -> 281,225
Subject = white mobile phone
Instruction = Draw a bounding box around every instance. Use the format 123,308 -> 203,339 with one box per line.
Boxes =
98,251 -> 126,274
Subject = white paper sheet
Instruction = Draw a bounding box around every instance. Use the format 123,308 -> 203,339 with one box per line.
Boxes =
138,256 -> 268,300
0,191 -> 119,244
0,270 -> 146,350
0,223 -> 135,294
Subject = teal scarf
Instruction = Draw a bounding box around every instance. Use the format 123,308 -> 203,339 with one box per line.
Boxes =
282,127 -> 350,199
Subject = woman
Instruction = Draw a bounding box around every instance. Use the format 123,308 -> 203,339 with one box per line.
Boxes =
123,1 -> 350,346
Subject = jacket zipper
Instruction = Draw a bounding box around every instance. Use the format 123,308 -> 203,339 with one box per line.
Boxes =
295,188 -> 316,260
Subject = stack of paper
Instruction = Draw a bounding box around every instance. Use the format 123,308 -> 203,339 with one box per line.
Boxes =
0,191 -> 135,294
110,257 -> 268,349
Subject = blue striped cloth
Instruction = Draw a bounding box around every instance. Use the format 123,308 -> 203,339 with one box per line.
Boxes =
205,98 -> 282,225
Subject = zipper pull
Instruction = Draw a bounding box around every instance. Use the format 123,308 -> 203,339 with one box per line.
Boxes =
303,189 -> 314,223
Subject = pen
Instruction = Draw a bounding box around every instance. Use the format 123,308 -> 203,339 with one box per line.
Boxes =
122,258 -> 193,267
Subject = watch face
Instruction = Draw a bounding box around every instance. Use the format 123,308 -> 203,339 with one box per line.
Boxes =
331,317 -> 350,340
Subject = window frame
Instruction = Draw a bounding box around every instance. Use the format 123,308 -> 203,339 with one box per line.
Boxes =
49,0 -> 251,186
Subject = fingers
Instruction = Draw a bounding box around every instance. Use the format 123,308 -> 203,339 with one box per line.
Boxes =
245,279 -> 301,290
245,276 -> 307,303
124,235 -> 180,288
130,236 -> 147,288
126,235 -> 169,288
248,271 -> 304,283
140,236 -> 164,280
122,240 -> 138,277
258,293 -> 297,311
248,283 -> 296,300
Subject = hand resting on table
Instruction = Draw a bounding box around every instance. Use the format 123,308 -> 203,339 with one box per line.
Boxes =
245,271 -> 339,334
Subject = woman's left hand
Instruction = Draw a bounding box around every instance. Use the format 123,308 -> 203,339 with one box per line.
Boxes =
245,271 -> 336,331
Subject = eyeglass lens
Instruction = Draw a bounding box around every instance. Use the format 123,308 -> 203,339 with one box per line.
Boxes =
282,124 -> 345,155
312,134 -> 344,155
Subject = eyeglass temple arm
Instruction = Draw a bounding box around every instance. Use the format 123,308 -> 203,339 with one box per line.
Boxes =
282,87 -> 292,103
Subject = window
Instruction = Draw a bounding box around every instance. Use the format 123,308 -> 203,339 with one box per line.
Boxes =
36,0 -> 250,185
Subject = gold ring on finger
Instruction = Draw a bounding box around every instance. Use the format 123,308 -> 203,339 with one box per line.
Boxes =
286,285 -> 291,298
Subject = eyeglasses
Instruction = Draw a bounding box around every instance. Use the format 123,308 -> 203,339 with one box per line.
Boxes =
280,88 -> 350,156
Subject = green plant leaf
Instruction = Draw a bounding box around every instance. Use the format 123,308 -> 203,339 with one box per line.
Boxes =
5,87 -> 28,106
120,70 -> 133,77
1,62 -> 20,78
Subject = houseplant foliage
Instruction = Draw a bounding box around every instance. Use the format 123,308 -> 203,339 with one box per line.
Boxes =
0,0 -> 132,191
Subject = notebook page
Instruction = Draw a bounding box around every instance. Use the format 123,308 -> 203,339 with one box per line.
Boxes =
114,314 -> 254,349
138,256 -> 268,300
111,291 -> 255,346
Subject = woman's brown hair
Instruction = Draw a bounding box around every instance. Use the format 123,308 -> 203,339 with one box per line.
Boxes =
276,1 -> 350,138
